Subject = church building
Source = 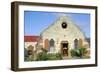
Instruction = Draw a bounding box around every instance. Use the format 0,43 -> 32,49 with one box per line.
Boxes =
25,16 -> 89,58
39,16 -> 89,57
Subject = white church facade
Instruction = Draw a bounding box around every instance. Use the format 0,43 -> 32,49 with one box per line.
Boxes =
25,16 -> 89,58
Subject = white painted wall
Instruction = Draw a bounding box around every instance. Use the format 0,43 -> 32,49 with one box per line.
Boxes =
0,0 -> 100,73
41,16 -> 86,51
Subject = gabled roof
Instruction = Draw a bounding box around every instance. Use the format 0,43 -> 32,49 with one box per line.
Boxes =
40,15 -> 86,38
24,36 -> 40,42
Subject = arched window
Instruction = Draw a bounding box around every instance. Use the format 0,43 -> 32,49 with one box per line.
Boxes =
44,39 -> 49,50
74,39 -> 78,49
49,39 -> 55,52
50,39 -> 55,47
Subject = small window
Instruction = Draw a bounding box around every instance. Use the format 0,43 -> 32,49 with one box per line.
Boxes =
74,39 -> 78,49
50,39 -> 55,47
49,39 -> 55,52
62,22 -> 67,29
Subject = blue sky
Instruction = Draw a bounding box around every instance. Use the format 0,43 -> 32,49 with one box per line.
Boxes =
24,11 -> 90,38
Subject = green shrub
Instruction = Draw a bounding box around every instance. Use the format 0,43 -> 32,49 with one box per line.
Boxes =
55,53 -> 62,59
36,52 -> 62,61
36,52 -> 48,61
70,48 -> 87,58
79,48 -> 87,56
47,53 -> 62,60
70,49 -> 77,57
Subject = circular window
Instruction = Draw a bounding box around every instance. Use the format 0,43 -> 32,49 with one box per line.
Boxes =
62,22 -> 67,29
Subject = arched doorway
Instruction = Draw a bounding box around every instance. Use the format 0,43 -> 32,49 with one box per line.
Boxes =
61,41 -> 68,56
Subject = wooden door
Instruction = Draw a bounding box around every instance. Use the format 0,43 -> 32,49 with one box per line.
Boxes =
61,41 -> 68,56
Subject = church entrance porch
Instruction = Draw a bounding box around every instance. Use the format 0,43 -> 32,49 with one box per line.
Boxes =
61,41 -> 69,57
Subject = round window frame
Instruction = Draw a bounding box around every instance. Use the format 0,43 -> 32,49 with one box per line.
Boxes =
62,22 -> 67,29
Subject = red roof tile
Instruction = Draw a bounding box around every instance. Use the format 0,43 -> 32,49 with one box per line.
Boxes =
24,36 -> 40,42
